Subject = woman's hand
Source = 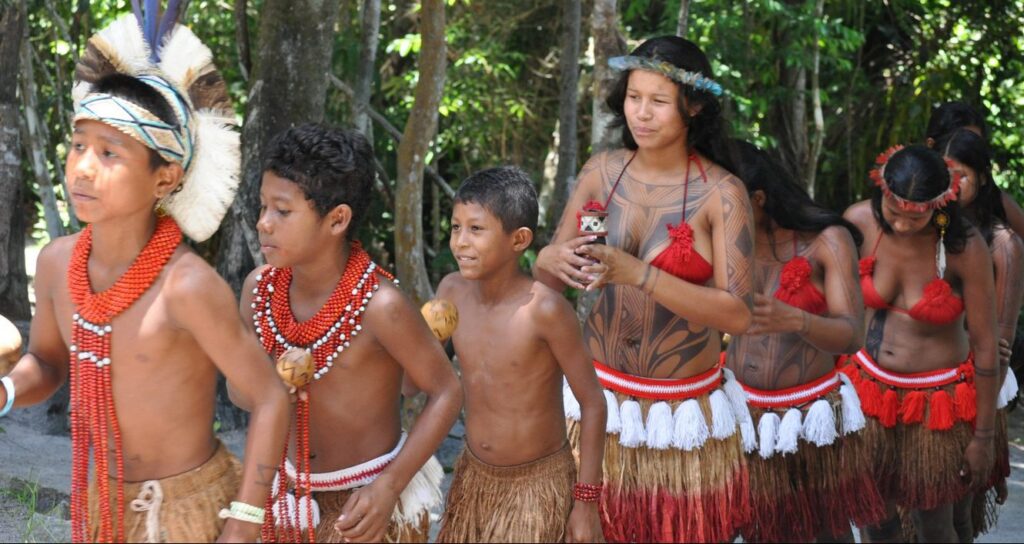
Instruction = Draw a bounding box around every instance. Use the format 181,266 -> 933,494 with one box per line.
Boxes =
535,235 -> 599,290
962,437 -> 994,491
746,293 -> 805,336
578,244 -> 646,291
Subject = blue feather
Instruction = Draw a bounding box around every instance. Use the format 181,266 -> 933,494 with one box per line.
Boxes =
156,0 -> 184,51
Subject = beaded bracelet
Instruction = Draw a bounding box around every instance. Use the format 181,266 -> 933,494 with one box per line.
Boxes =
573,482 -> 602,503
0,377 -> 14,417
218,501 -> 265,525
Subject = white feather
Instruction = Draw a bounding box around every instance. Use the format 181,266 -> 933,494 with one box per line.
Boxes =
757,412 -> 780,459
158,24 -> 214,92
708,389 -> 736,440
644,401 -> 674,449
618,400 -> 646,447
563,379 -> 581,421
775,408 -> 802,454
161,112 -> 241,242
672,399 -> 709,451
93,15 -> 152,76
838,373 -> 866,435
997,371 -> 1019,409
604,390 -> 621,434
802,399 -> 838,446
394,456 -> 444,525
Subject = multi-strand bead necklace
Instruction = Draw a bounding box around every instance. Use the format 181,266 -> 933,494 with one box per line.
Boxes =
66,216 -> 181,543
252,241 -> 392,542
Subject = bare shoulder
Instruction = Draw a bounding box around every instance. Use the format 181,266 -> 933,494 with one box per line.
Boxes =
527,280 -> 576,326
33,232 -> 79,292
992,226 -> 1024,262
163,247 -> 232,300
362,279 -> 417,325
576,149 -> 619,195
960,227 -> 993,262
436,271 -> 468,301
817,225 -> 857,253
242,264 -> 273,295
843,200 -> 873,226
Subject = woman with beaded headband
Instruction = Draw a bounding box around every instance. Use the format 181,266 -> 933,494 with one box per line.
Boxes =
723,141 -> 886,542
0,4 -> 291,542
840,144 -> 999,542
535,35 -> 756,542
937,128 -> 1023,539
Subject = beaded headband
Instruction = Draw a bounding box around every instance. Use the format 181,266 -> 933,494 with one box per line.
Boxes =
609,55 -> 724,97
74,75 -> 195,170
869,145 -> 962,213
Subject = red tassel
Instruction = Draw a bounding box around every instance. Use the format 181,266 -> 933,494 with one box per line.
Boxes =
774,257 -> 828,315
909,278 -> 964,325
649,223 -> 713,284
954,382 -> 976,422
879,388 -> 900,427
927,390 -> 955,430
857,379 -> 882,417
900,390 -> 927,424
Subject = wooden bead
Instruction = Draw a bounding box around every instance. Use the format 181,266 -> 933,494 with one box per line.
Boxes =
420,299 -> 458,342
276,348 -> 315,389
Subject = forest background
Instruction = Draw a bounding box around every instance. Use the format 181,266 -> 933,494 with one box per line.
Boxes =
0,0 -> 1022,429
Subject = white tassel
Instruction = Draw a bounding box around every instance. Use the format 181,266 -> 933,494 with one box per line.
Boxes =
997,371 -> 1019,409
802,399 -> 838,446
272,493 -> 298,527
721,368 -> 757,452
161,113 -> 241,242
297,495 -> 321,529
775,408 -> 802,454
563,380 -> 581,420
838,373 -> 866,434
757,412 -> 780,459
645,401 -> 675,449
618,400 -> 646,447
604,390 -> 622,434
708,389 -> 737,440
394,456 -> 444,525
672,399 -> 710,451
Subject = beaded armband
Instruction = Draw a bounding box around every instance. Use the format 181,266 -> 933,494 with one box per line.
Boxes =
573,482 -> 603,503
218,501 -> 265,525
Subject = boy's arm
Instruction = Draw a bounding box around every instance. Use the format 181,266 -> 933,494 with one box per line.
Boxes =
166,260 -> 290,540
335,283 -> 462,542
2,242 -> 71,409
226,266 -> 272,411
535,290 -> 606,543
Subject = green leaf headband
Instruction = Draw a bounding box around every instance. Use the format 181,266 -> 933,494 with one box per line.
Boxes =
609,55 -> 724,97
73,74 -> 195,171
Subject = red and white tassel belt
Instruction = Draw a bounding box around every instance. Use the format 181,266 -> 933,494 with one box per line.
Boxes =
742,370 -> 840,409
282,433 -> 405,492
840,349 -> 975,430
593,360 -> 722,400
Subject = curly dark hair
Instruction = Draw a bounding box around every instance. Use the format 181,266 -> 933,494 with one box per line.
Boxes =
263,123 -> 376,238
605,36 -> 735,173
732,140 -> 863,246
92,73 -> 176,170
454,166 -> 538,234
870,145 -> 970,253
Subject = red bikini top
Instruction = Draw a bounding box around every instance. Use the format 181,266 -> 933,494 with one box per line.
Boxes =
774,237 -> 828,315
858,234 -> 964,325
606,152 -> 714,284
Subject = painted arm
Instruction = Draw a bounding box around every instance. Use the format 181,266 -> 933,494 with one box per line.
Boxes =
992,229 -> 1024,380
1001,191 -> 1024,241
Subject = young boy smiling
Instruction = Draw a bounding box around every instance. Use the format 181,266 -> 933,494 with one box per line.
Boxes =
236,123 -> 462,543
434,166 -> 606,543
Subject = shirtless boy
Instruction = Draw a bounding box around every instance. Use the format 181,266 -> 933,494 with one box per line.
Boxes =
0,13 -> 289,543
434,166 -> 606,543
235,123 -> 462,542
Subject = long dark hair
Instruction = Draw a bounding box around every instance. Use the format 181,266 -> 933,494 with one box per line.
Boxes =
606,36 -> 735,174
732,140 -> 862,246
935,129 -> 1006,245
870,145 -> 970,253
925,101 -> 989,142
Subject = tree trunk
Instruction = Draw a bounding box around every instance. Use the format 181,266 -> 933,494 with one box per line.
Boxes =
806,0 -> 825,198
676,0 -> 690,38
217,0 -> 341,295
353,0 -> 381,139
214,0 -> 340,430
590,0 -> 626,152
546,0 -> 581,232
0,2 -> 29,320
395,0 -> 446,307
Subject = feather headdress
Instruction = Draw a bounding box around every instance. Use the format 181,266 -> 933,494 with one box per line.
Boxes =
72,0 -> 239,242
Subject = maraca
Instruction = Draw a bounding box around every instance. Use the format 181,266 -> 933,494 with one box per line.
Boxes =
0,314 -> 22,375
420,299 -> 459,342
276,347 -> 315,390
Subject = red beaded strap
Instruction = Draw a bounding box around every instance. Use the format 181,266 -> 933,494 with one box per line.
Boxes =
573,482 -> 603,503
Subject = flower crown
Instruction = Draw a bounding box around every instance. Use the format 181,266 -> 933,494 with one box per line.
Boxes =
869,145 -> 962,213
609,55 -> 724,97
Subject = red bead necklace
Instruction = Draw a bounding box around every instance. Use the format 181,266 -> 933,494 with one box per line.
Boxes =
66,216 -> 182,543
252,241 -> 392,542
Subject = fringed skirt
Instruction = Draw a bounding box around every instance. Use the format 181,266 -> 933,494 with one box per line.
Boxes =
270,432 -> 442,543
739,369 -> 886,542
839,349 -> 976,511
435,443 -> 576,543
565,360 -> 754,543
88,440 -> 241,543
